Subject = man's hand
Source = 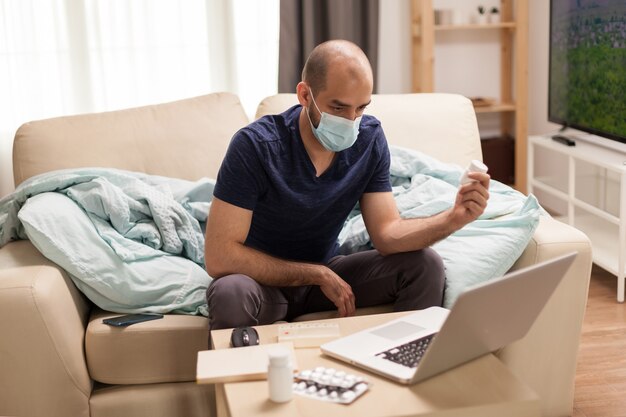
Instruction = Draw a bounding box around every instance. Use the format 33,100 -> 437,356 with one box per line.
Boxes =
450,171 -> 490,228
317,267 -> 355,317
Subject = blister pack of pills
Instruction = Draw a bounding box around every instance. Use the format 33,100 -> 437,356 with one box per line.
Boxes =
292,366 -> 369,404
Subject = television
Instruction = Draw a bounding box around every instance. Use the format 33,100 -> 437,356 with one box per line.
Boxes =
549,0 -> 626,147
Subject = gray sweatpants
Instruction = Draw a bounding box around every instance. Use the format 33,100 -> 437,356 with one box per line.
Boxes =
206,248 -> 445,330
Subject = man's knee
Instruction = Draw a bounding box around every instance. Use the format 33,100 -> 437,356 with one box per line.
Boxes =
419,247 -> 445,279
398,248 -> 445,305
396,247 -> 444,277
207,274 -> 261,329
207,274 -> 255,303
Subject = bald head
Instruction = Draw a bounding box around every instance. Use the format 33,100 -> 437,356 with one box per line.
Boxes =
301,40 -> 373,94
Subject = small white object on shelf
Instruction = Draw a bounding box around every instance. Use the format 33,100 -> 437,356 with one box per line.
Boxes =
476,5 -> 488,24
488,7 -> 500,23
434,9 -> 454,25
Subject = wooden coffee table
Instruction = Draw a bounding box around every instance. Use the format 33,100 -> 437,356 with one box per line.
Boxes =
202,312 -> 540,417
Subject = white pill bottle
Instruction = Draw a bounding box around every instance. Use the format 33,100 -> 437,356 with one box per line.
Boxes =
268,347 -> 293,403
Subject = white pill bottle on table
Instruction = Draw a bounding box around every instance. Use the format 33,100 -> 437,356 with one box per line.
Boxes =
268,347 -> 293,403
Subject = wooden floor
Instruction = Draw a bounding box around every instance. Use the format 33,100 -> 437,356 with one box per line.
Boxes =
573,265 -> 626,417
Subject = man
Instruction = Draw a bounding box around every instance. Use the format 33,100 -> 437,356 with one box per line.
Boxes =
205,40 -> 489,330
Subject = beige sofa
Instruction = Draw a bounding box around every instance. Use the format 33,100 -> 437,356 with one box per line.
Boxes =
0,92 -> 592,417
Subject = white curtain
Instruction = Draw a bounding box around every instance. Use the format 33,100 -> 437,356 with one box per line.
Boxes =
0,0 -> 279,198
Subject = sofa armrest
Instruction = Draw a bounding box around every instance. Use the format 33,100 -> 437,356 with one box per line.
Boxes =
0,241 -> 93,417
496,216 -> 592,417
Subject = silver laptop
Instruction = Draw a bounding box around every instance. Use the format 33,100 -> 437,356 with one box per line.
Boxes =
320,252 -> 576,384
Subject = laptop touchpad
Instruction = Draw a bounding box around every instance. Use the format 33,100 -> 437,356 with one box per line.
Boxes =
370,321 -> 425,340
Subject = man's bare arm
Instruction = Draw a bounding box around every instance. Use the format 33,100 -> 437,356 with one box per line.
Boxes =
360,172 -> 490,255
204,197 -> 355,316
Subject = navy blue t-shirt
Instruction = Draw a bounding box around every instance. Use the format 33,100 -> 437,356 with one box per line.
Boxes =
213,105 -> 392,263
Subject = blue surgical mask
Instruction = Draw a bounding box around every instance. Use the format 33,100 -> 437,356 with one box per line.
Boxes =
305,89 -> 361,152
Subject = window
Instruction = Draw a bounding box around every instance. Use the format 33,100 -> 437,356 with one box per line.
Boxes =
0,0 -> 279,196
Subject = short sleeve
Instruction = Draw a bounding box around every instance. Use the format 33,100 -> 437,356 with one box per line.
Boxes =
363,129 -> 392,193
213,130 -> 267,210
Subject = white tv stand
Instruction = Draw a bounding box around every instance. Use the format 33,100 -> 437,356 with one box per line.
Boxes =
529,134 -> 626,302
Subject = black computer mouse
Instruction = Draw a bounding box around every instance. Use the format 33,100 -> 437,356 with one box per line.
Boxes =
230,326 -> 260,348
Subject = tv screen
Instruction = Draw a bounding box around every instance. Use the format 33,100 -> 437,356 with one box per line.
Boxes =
549,0 -> 626,144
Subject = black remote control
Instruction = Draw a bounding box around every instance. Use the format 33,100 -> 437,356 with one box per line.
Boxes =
551,135 -> 576,146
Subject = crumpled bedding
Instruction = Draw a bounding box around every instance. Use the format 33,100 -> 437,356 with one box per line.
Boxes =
0,168 -> 212,261
0,146 -> 543,314
0,168 -> 215,316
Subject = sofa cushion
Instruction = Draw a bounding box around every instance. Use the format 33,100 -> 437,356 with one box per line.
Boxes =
90,382 -> 215,417
13,92 -> 249,186
86,309 -> 208,384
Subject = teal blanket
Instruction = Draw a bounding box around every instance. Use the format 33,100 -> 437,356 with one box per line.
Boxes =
0,168 -> 215,315
0,147 -> 542,313
1,168 -> 213,263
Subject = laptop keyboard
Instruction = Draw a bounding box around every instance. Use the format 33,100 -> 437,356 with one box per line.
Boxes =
375,333 -> 435,369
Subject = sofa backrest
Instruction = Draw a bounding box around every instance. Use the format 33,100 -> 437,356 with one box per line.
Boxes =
256,93 -> 482,168
13,92 -> 482,187
12,92 -> 249,186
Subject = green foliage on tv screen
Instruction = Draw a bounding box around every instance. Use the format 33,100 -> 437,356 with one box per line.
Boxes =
550,2 -> 626,138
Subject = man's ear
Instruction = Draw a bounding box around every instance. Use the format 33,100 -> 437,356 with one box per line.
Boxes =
296,82 -> 310,107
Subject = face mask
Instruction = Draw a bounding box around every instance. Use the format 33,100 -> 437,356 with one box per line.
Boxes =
305,89 -> 362,152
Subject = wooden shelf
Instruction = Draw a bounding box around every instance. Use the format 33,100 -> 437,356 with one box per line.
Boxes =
435,22 -> 516,31
473,102 -> 516,113
411,0 -> 528,193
